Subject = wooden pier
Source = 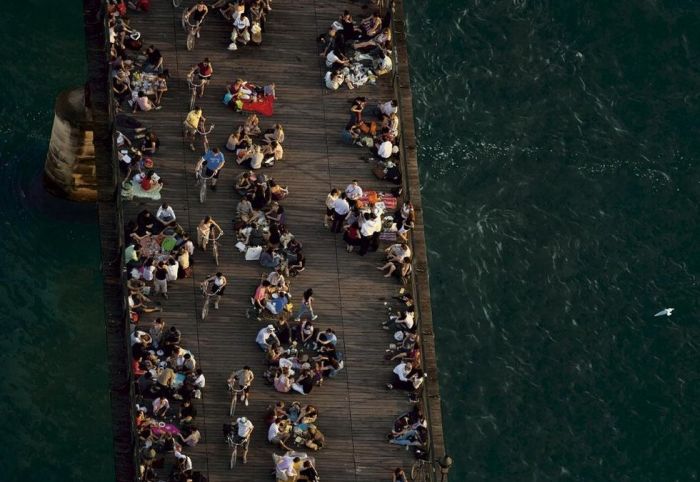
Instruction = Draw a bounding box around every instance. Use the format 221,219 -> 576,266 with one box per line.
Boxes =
91,0 -> 446,480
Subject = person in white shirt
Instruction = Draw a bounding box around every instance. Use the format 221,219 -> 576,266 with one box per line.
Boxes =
325,49 -> 350,68
359,212 -> 380,256
174,449 -> 193,474
378,99 -> 398,117
276,455 -> 300,480
231,416 -> 254,463
387,361 -> 423,392
166,257 -> 179,281
383,305 -> 415,331
324,188 -> 340,227
228,12 -> 251,50
152,395 -> 170,417
156,202 -> 177,228
256,325 -> 279,351
385,243 -> 412,262
375,139 -> 393,159
267,418 -> 292,450
374,50 -> 393,76
331,193 -> 350,233
345,180 -> 363,204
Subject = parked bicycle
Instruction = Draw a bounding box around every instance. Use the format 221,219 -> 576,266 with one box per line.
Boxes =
411,451 -> 453,482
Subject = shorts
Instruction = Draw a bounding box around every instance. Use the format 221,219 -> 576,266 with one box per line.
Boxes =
326,207 -> 334,216
205,167 -> 220,178
183,121 -> 197,135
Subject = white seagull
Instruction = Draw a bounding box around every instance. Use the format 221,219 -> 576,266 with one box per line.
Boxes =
654,308 -> 674,317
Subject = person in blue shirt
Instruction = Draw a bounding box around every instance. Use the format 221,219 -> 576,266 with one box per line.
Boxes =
195,147 -> 226,189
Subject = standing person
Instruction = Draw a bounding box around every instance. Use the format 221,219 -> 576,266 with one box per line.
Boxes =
324,188 -> 339,228
331,192 -> 350,233
189,58 -> 214,97
184,1 -> 208,38
295,288 -> 318,321
345,180 -> 363,206
183,106 -> 205,151
228,366 -> 255,407
202,272 -> 227,309
232,416 -> 254,464
196,147 -> 226,189
196,216 -> 222,250
166,257 -> 179,282
154,261 -> 169,299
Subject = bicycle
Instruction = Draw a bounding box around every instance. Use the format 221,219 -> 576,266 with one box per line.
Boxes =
209,226 -> 223,266
200,280 -> 220,320
227,383 -> 246,417
196,121 -> 215,152
411,452 -> 453,482
182,12 -> 201,51
196,167 -> 216,204
187,74 -> 205,111
226,433 -> 250,468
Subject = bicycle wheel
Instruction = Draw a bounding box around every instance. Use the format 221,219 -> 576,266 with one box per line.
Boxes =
189,89 -> 196,111
187,32 -> 195,51
199,178 -> 207,203
172,0 -> 181,7
410,460 -> 423,481
229,390 -> 237,417
230,445 -> 237,469
201,297 -> 209,320
213,241 -> 219,266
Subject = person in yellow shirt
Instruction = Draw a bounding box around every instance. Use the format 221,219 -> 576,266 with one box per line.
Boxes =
183,107 -> 205,151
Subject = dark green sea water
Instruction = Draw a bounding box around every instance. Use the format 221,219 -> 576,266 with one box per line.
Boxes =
0,1 -> 114,481
3,0 -> 700,480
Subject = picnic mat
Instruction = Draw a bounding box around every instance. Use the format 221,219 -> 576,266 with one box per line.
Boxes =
241,95 -> 275,117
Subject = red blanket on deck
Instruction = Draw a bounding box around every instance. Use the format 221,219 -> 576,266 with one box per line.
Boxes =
241,95 -> 275,117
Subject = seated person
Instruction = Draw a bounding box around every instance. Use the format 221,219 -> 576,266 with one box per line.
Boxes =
226,125 -> 244,151
244,113 -> 262,136
261,140 -> 283,165
268,179 -> 288,201
235,171 -> 256,195
133,91 -> 159,112
263,123 -> 284,144
383,305 -> 415,332
156,202 -> 177,228
298,460 -> 320,482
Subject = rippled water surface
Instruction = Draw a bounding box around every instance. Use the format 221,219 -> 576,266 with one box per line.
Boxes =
0,1 -> 114,481
405,0 -> 700,480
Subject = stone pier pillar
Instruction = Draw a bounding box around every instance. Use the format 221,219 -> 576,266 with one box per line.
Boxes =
43,87 -> 97,202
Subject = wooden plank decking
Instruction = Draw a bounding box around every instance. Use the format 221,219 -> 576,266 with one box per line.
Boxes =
97,0 -> 446,480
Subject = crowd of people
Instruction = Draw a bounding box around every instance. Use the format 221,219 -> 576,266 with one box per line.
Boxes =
106,0 -> 430,479
320,9 -> 394,90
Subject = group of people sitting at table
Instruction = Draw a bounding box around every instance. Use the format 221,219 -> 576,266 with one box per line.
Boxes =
320,9 -> 394,90
266,400 -> 326,455
234,170 -> 307,279
255,293 -> 344,397
131,321 -> 207,482
343,97 -> 403,185
225,116 -> 285,169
